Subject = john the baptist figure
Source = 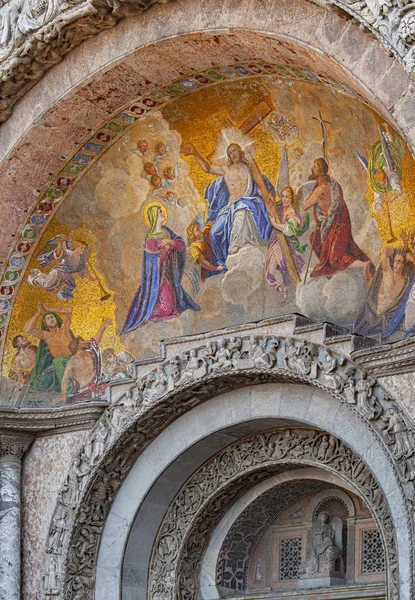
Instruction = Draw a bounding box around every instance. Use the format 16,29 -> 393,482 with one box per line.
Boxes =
121,203 -> 200,334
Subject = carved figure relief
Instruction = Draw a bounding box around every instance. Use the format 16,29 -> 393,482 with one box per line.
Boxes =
301,511 -> 343,577
41,337 -> 412,600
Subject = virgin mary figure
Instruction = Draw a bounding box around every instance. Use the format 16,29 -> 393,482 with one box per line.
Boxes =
121,203 -> 200,334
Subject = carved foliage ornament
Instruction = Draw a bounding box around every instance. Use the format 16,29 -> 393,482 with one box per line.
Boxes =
42,336 -> 413,599
0,433 -> 32,462
148,428 -> 397,600
329,0 -> 415,71
0,0 -> 415,121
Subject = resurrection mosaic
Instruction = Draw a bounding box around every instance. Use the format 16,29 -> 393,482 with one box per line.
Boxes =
2,64 -> 415,407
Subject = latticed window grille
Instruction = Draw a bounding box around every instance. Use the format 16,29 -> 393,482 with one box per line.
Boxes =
279,537 -> 302,580
361,530 -> 385,574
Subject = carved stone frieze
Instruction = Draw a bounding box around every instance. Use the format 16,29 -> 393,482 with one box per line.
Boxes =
40,335 -> 413,600
0,0 -> 414,122
148,428 -> 398,600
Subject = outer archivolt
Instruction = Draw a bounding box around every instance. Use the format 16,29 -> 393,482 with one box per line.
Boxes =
42,335 -> 414,600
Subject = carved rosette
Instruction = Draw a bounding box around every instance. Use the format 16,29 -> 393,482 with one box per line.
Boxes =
41,335 -> 414,600
0,433 -> 33,464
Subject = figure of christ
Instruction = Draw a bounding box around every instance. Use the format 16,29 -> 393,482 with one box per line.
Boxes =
60,318 -> 112,403
121,205 -> 200,334
184,143 -> 274,264
28,236 -> 97,300
187,222 -> 226,281
24,302 -> 74,393
357,246 -> 415,337
303,158 -> 374,280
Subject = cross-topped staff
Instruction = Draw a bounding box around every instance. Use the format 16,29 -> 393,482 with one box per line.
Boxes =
303,110 -> 332,285
312,110 -> 331,162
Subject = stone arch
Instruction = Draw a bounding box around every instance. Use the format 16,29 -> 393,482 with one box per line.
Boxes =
305,488 -> 356,521
41,335 -> 414,600
199,468 -> 358,600
1,0 -> 414,124
148,427 -> 393,600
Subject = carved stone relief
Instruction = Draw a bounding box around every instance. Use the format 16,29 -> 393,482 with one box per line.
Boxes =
148,428 -> 397,600
0,0 -> 414,122
41,336 -> 413,600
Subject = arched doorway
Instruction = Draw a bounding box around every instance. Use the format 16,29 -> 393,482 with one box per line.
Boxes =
42,335 -> 414,600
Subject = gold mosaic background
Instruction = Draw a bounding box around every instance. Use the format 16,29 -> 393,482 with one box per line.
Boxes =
4,76 -> 415,375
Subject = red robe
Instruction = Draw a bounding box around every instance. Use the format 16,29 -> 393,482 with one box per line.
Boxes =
310,179 -> 370,278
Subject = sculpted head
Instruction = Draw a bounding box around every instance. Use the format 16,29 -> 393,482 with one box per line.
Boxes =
318,511 -> 331,525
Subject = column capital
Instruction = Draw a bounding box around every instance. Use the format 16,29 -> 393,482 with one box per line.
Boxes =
0,433 -> 33,464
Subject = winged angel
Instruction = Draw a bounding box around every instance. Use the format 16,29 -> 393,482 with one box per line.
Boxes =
28,234 -> 97,300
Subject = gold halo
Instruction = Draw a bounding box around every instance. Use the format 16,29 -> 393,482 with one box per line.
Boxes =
143,201 -> 167,227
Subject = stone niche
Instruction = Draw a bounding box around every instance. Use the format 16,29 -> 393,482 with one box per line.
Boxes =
218,484 -> 386,598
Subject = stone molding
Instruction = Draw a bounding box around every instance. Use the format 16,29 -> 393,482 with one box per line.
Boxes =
0,432 -> 33,463
0,0 -> 414,123
148,428 -> 396,600
0,402 -> 107,435
41,335 -> 414,600
352,336 -> 415,375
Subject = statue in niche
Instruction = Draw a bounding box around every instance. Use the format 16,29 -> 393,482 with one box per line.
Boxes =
301,511 -> 343,578
43,556 -> 59,595
47,509 -> 68,554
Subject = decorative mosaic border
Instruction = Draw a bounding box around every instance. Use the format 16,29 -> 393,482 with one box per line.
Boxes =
0,62 -> 365,367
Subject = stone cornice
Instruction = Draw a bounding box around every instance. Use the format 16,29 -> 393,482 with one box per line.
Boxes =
352,336 -> 415,376
0,0 -> 414,122
0,402 -> 107,435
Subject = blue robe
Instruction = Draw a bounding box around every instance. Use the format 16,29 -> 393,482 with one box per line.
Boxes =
382,274 -> 415,339
121,227 -> 199,334
205,166 -> 274,265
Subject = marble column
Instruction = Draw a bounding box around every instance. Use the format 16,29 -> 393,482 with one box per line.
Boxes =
0,434 -> 33,600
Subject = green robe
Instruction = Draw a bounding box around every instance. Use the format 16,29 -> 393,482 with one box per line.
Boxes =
29,313 -> 74,394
